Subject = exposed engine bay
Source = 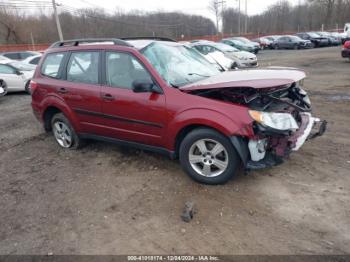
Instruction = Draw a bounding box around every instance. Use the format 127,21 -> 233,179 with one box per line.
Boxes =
190,82 -> 327,170
190,82 -> 311,113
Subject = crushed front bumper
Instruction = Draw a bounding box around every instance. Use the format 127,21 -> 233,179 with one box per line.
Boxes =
290,113 -> 327,151
245,113 -> 327,170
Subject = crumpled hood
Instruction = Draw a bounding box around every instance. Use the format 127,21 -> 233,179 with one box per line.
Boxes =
180,69 -> 306,91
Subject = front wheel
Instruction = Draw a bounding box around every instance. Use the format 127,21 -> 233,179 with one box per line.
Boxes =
0,79 -> 7,97
179,128 -> 240,185
25,81 -> 31,94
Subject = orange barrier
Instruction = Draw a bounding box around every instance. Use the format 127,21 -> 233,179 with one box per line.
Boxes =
0,44 -> 49,52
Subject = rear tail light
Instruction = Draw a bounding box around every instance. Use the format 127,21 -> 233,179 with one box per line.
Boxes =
344,41 -> 350,49
29,80 -> 38,94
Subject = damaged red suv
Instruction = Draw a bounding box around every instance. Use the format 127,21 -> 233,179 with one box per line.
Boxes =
31,38 -> 326,184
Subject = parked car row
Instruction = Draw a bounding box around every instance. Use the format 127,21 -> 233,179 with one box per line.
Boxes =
0,51 -> 42,97
252,31 -> 344,50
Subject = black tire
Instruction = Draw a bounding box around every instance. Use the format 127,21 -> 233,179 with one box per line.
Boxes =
179,128 -> 240,185
0,79 -> 7,97
51,113 -> 83,149
24,81 -> 31,94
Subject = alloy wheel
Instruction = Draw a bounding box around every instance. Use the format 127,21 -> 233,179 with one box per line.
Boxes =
188,139 -> 229,177
53,121 -> 73,148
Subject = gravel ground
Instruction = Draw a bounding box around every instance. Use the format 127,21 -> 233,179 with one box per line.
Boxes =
0,46 -> 349,255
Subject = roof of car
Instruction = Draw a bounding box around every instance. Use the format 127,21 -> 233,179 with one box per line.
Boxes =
0,60 -> 12,64
126,39 -> 182,50
48,38 -> 180,51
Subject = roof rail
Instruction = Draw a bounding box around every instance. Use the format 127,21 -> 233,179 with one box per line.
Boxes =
49,38 -> 133,48
121,37 -> 176,42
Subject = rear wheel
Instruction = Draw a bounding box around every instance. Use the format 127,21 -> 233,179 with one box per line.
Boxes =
24,81 -> 30,94
179,128 -> 240,185
51,113 -> 82,149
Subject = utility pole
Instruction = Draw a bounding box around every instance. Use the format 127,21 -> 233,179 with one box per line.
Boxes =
30,32 -> 35,51
217,0 -> 226,36
237,0 -> 241,35
52,0 -> 63,41
244,0 -> 247,34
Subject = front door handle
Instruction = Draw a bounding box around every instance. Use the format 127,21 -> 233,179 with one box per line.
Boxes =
58,87 -> 68,94
101,93 -> 115,101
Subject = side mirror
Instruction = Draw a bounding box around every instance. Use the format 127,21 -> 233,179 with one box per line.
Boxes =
132,79 -> 154,93
15,70 -> 23,75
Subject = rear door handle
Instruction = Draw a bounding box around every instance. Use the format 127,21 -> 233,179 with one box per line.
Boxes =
101,93 -> 115,101
58,87 -> 68,94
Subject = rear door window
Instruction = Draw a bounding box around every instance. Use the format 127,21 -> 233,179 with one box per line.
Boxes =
66,51 -> 99,84
41,52 -> 65,78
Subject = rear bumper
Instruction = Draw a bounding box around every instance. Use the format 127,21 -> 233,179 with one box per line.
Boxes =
31,101 -> 43,122
341,49 -> 350,58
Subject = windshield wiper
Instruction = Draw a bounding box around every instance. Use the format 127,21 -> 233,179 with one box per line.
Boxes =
188,72 -> 210,77
169,82 -> 179,88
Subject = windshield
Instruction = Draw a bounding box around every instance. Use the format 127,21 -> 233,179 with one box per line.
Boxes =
141,43 -> 220,87
290,36 -> 303,41
234,37 -> 250,43
8,61 -> 35,71
308,32 -> 320,38
213,42 -> 239,52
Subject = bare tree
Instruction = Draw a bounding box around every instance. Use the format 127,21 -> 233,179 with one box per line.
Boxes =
208,0 -> 220,34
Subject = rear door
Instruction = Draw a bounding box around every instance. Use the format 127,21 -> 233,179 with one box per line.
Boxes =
40,51 -> 104,134
100,51 -> 167,147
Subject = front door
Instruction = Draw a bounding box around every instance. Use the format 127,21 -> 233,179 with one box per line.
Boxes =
100,51 -> 167,147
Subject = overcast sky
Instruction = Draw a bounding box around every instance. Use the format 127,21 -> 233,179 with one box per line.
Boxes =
58,0 -> 300,22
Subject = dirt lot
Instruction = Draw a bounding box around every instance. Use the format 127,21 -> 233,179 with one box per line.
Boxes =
0,47 -> 349,255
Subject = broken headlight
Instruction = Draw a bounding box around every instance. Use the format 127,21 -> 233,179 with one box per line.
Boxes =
249,110 -> 299,131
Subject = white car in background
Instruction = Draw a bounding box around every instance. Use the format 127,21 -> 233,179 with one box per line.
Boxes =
191,41 -> 258,68
203,50 -> 236,71
0,60 -> 35,93
22,54 -> 42,66
180,41 -> 234,71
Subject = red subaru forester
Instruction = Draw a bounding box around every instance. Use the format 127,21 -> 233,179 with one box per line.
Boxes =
31,38 -> 326,184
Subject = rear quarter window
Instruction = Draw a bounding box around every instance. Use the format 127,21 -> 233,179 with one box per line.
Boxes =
41,52 -> 65,78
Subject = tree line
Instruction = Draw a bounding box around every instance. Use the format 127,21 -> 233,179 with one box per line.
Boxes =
0,7 -> 217,44
1,0 -> 349,44
223,0 -> 350,35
